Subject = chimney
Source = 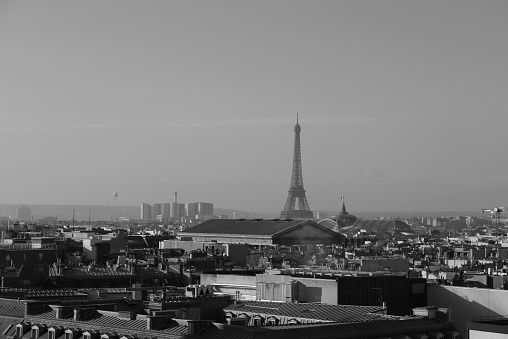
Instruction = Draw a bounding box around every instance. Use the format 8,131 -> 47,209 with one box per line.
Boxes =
55,306 -> 64,319
73,308 -> 82,321
147,316 -> 166,330
74,307 -> 95,321
174,191 -> 178,203
187,320 -> 211,335
132,283 -> 143,301
413,306 -> 437,319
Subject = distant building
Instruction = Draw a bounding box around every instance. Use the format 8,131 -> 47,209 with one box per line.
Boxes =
316,211 -> 328,219
162,203 -> 171,219
336,200 -> 358,228
344,219 -> 413,234
152,203 -> 162,218
141,203 -> 152,220
16,206 -> 32,221
171,192 -> 180,219
197,202 -> 213,216
180,219 -> 344,246
185,203 -> 199,218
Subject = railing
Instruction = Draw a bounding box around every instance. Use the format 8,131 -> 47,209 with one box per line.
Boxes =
473,315 -> 508,323
0,244 -> 57,250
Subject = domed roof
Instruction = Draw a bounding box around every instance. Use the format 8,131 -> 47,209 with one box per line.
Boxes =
350,219 -> 412,234
336,201 -> 358,227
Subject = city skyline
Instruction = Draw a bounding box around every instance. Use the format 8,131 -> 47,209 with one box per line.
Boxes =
1,1 -> 508,213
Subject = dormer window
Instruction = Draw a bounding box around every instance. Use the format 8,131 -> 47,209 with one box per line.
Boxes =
48,330 -> 55,339
267,317 -> 279,326
31,328 -> 38,339
65,332 -> 73,339
16,326 -> 23,338
287,319 -> 300,325
252,315 -> 264,326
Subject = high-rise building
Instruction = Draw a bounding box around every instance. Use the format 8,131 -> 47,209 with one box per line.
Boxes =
198,202 -> 213,216
178,204 -> 186,219
171,191 -> 180,219
280,115 -> 313,219
152,203 -> 163,218
141,203 -> 152,220
162,203 -> 171,219
185,203 -> 199,218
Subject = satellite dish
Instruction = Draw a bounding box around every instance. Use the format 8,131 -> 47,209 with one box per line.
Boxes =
113,192 -> 119,199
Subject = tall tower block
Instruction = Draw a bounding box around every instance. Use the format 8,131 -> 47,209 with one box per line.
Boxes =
280,115 -> 313,219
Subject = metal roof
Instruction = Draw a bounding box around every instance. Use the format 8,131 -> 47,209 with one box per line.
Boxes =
350,220 -> 413,233
181,219 -> 340,237
201,318 -> 456,339
224,301 -> 384,323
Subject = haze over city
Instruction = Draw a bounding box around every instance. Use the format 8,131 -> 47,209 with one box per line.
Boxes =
1,1 -> 507,213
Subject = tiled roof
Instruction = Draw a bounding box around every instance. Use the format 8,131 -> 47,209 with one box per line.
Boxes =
181,219 -> 333,236
202,318 -> 455,339
85,314 -> 147,330
224,301 -> 384,323
0,297 -> 26,317
11,318 -> 189,339
0,288 -> 87,300
49,266 -> 135,277
77,288 -> 128,294
0,316 -> 24,335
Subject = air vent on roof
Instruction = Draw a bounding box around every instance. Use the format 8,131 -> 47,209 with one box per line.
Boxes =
270,219 -> 280,222
253,219 -> 263,222
283,218 -> 294,222
236,219 -> 246,221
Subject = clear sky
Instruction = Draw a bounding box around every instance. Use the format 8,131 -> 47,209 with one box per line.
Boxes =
1,1 -> 507,213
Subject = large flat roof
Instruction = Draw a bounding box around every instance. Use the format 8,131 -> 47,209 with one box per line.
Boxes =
181,219 -> 309,236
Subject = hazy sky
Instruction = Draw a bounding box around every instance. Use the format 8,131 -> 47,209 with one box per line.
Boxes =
1,1 -> 507,213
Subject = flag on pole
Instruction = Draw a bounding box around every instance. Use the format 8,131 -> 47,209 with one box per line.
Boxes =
341,196 -> 344,200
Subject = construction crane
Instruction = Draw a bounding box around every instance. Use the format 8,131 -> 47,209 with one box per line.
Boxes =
481,206 -> 504,241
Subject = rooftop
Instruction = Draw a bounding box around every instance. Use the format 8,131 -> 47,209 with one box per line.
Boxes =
224,301 -> 385,323
181,219 -> 308,236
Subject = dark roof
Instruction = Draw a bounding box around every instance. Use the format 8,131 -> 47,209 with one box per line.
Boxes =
182,219 -> 325,236
201,318 -> 456,339
0,297 -> 26,318
349,220 -> 413,233
224,301 -> 384,323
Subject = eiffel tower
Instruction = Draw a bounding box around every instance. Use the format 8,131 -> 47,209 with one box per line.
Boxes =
280,115 -> 314,219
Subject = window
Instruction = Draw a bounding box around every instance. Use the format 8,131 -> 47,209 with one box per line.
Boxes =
287,319 -> 300,325
6,255 -> 10,262
39,253 -> 43,260
23,253 -> 27,261
267,318 -> 278,326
